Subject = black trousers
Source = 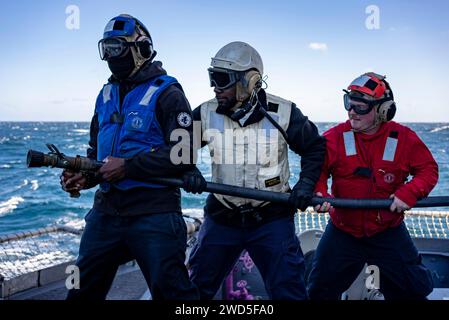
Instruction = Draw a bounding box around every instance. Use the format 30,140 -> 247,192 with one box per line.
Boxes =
189,215 -> 307,300
307,220 -> 434,300
66,209 -> 199,300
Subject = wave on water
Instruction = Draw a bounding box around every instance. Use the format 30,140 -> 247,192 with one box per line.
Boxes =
31,180 -> 39,191
71,129 -> 90,134
0,137 -> 10,144
0,196 -> 25,217
67,143 -> 90,150
182,208 -> 204,219
18,179 -> 29,188
55,216 -> 86,229
431,125 -> 449,133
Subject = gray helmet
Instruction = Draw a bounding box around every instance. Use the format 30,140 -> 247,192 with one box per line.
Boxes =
211,41 -> 263,74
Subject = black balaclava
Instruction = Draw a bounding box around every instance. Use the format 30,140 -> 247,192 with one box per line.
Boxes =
107,50 -> 136,80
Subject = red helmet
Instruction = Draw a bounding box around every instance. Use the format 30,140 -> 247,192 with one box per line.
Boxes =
344,72 -> 396,122
347,73 -> 387,99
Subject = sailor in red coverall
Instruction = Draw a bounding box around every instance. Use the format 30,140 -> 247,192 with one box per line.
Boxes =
307,73 -> 439,300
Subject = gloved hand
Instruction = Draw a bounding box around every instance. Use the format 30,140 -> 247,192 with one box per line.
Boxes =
182,167 -> 207,194
289,178 -> 315,211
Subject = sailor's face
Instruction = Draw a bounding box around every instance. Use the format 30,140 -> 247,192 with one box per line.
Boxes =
214,85 -> 237,110
348,106 -> 376,131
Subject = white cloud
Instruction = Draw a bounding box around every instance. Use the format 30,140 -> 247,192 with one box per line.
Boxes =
308,42 -> 328,52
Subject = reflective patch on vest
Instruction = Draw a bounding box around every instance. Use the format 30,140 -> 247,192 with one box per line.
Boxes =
382,137 -> 398,161
343,131 -> 357,156
210,112 -> 224,132
265,176 -> 281,187
139,85 -> 159,106
103,85 -> 112,103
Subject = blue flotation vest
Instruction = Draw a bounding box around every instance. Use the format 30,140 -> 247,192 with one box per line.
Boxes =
95,75 -> 177,191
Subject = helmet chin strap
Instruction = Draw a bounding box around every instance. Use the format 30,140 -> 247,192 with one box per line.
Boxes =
229,74 -> 261,113
228,73 -> 267,123
229,87 -> 259,122
126,47 -> 147,78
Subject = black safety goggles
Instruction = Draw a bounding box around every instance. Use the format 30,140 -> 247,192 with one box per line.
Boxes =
343,94 -> 376,115
208,68 -> 241,90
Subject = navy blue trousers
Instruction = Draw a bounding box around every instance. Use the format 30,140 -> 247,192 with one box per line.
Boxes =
66,209 -> 199,300
307,220 -> 434,300
188,215 -> 307,300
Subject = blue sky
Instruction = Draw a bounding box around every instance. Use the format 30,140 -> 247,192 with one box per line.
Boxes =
1,0 -> 448,122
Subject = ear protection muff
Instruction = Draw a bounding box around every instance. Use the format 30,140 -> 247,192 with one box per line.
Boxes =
375,78 -> 396,122
245,70 -> 262,93
377,100 -> 396,122
235,70 -> 262,102
132,17 -> 156,61
135,36 -> 154,60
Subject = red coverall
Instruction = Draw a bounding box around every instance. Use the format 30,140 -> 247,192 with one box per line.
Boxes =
307,120 -> 438,300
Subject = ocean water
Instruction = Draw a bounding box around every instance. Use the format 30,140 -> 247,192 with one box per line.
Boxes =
0,122 -> 448,236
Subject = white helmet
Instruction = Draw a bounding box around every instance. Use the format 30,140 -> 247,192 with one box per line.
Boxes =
211,41 -> 263,74
209,42 -> 264,107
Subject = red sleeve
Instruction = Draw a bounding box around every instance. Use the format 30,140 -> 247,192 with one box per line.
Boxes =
394,129 -> 439,207
314,128 -> 337,198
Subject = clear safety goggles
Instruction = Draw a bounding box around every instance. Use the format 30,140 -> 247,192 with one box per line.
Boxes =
208,68 -> 241,90
98,37 -> 140,60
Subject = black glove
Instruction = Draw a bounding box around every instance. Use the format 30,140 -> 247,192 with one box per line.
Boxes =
289,177 -> 315,211
182,167 -> 207,194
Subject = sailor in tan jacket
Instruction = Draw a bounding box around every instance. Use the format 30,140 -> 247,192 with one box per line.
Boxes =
188,41 -> 326,300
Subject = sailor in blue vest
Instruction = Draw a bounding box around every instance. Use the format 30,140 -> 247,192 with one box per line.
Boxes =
60,14 -> 203,300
